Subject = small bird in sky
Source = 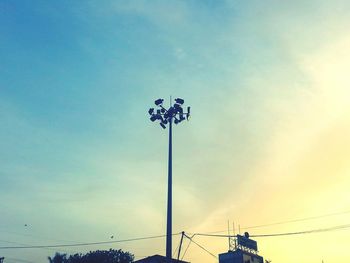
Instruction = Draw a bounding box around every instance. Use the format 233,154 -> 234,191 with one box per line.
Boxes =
110,235 -> 114,239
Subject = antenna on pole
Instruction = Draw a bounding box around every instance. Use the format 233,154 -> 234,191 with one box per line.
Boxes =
233,221 -> 237,250
227,220 -> 230,251
228,220 -> 236,251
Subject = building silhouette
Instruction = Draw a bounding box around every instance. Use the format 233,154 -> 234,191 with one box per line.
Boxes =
219,233 -> 264,263
219,249 -> 264,263
134,254 -> 189,263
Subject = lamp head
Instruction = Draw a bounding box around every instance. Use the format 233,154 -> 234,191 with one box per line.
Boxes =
175,98 -> 184,105
155,98 -> 164,106
150,115 -> 157,122
148,97 -> 190,127
186,106 -> 191,120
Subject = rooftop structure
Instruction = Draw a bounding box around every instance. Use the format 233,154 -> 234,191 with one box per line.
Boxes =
219,232 -> 264,263
134,254 -> 190,263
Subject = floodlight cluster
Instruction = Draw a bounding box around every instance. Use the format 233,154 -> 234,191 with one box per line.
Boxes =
148,98 -> 190,129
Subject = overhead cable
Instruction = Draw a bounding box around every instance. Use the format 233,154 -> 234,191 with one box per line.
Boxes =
201,209 -> 350,234
181,238 -> 192,260
243,210 -> 350,231
193,223 -> 350,238
0,233 -> 181,250
183,233 -> 217,259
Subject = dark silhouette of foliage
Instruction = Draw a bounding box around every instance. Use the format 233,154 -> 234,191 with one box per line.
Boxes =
48,253 -> 68,263
48,249 -> 134,263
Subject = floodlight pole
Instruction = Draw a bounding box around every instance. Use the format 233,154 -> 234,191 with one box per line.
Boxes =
148,98 -> 190,263
166,116 -> 172,263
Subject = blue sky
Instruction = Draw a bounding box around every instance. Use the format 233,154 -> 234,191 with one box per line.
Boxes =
1,1 -> 350,262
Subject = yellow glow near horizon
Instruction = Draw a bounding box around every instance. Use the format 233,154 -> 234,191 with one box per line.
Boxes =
186,35 -> 350,263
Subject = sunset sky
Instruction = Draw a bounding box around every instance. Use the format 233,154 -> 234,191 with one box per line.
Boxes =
1,1 -> 350,262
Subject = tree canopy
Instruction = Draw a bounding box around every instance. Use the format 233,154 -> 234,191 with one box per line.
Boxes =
48,249 -> 134,263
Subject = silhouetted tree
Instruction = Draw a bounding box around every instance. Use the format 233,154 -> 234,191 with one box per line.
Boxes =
48,249 -> 134,263
48,253 -> 67,263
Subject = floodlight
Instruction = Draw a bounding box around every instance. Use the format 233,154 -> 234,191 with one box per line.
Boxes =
160,123 -> 166,129
186,106 -> 191,120
155,98 -> 164,105
148,108 -> 154,115
175,98 -> 184,104
173,104 -> 182,113
150,115 -> 157,122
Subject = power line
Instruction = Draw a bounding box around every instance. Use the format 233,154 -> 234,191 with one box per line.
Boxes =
0,233 -> 181,250
183,233 -> 217,260
172,239 -> 180,258
243,210 -> 350,231
180,238 -> 192,260
193,223 -> 350,238
251,223 -> 350,237
0,239 -> 77,254
201,209 -> 350,234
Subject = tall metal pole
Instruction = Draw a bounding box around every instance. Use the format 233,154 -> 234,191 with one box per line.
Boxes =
166,117 -> 172,262
148,98 -> 190,263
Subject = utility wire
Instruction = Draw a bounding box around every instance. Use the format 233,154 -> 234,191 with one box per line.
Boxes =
193,223 -> 350,238
0,239 -> 74,253
201,209 -> 350,234
181,238 -> 192,260
243,210 -> 350,231
251,223 -> 350,237
0,233 -> 181,250
0,238 -> 53,253
184,233 -> 217,259
172,239 -> 180,258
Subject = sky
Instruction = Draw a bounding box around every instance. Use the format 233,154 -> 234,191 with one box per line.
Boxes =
1,0 -> 350,262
